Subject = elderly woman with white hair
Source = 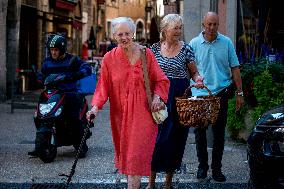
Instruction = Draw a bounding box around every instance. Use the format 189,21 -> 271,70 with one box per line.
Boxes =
148,14 -> 204,189
86,17 -> 170,189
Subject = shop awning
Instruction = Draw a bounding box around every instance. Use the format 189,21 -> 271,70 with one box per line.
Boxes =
56,0 -> 77,11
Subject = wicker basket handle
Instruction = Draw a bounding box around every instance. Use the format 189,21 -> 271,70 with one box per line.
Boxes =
183,85 -> 212,97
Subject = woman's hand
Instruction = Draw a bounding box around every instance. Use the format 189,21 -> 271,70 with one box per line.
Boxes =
151,94 -> 165,112
193,75 -> 205,88
188,62 -> 205,88
86,105 -> 98,122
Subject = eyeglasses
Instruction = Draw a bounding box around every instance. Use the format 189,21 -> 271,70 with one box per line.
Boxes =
115,32 -> 132,38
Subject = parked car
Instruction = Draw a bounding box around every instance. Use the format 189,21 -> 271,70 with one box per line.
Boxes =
247,104 -> 284,189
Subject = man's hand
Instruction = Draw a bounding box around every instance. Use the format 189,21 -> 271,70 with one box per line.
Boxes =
235,96 -> 244,111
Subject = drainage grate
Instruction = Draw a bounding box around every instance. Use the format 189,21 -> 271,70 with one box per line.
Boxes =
29,183 -> 66,189
0,182 -> 249,189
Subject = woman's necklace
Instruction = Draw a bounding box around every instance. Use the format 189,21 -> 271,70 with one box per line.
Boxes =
162,41 -> 180,57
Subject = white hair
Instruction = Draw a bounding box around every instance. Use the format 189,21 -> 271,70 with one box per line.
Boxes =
160,14 -> 183,41
111,17 -> 136,34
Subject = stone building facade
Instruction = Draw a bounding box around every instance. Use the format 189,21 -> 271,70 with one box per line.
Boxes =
0,0 -> 96,101
166,0 -> 284,63
97,0 -> 148,43
0,0 -> 7,100
163,0 -> 237,44
0,0 -> 21,101
91,0 -> 157,56
0,0 -> 154,101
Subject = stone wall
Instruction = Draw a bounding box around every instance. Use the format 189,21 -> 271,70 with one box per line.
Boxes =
183,0 -> 210,43
6,0 -> 21,99
183,0 -> 237,45
0,0 -> 8,101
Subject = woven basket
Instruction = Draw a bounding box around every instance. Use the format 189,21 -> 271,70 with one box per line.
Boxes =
175,85 -> 221,127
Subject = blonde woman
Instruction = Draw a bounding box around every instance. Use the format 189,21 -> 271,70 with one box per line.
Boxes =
148,14 -> 204,189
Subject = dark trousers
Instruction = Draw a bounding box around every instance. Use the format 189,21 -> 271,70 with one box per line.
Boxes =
194,89 -> 229,171
64,92 -> 84,119
64,92 -> 85,130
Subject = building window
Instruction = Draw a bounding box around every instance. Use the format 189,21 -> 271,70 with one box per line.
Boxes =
136,21 -> 143,41
107,21 -> 112,39
210,0 -> 218,13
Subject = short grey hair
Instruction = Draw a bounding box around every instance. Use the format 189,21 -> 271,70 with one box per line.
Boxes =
111,17 -> 136,34
160,14 -> 183,41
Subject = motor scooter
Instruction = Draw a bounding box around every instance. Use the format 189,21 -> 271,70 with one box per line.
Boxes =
29,73 -> 92,163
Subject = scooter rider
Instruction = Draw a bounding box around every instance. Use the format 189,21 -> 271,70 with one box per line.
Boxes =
29,34 -> 92,158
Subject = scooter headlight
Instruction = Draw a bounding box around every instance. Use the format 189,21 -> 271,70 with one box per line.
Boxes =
39,102 -> 56,115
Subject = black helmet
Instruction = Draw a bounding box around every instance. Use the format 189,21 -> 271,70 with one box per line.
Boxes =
47,34 -> 67,55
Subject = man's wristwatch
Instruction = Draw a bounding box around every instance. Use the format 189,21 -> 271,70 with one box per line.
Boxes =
236,91 -> 244,97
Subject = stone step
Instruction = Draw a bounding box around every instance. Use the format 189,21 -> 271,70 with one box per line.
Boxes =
10,91 -> 40,113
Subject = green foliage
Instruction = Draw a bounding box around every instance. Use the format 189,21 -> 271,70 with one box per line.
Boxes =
240,58 -> 267,93
252,70 -> 284,121
227,59 -> 284,140
227,98 -> 248,140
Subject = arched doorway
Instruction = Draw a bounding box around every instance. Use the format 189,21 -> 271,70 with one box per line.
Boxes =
19,4 -> 38,91
149,17 -> 160,45
136,20 -> 144,42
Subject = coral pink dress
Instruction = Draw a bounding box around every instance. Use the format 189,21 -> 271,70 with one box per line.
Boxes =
91,46 -> 170,176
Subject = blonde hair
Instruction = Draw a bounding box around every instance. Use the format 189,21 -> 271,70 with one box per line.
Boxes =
111,17 -> 136,34
160,14 -> 183,41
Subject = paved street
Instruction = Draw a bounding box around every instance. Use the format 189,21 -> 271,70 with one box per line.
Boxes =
0,96 -> 249,189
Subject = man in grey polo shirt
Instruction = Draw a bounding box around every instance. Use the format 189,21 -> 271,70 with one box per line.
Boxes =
189,12 -> 244,182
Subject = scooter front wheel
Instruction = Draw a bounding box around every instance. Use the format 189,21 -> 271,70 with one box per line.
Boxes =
35,132 -> 57,163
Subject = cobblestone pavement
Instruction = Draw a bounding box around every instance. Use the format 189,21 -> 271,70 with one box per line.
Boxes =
0,97 -> 249,189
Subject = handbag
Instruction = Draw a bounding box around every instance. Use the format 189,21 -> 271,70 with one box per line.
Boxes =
140,47 -> 168,124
